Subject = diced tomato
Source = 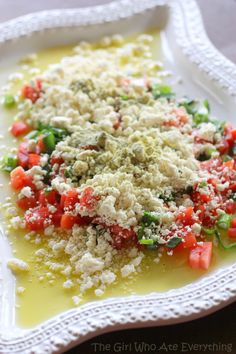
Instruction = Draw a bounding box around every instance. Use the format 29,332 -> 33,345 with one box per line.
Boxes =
172,107 -> 188,124
76,214 -> 92,226
62,190 -> 80,211
225,200 -> 236,214
223,160 -> 235,169
37,135 -> 46,153
39,190 -> 58,206
189,242 -> 213,270
200,158 -> 222,171
19,141 -> 29,154
60,214 -> 78,229
51,208 -> 63,226
11,121 -> 30,137
80,187 -> 100,210
51,156 -> 64,165
217,140 -> 229,155
21,79 -> 42,103
231,218 -> 236,228
177,207 -> 196,226
17,196 -> 38,210
173,232 -> 197,252
25,206 -> 51,231
35,79 -> 42,90
183,232 -> 197,248
230,183 -> 236,192
10,166 -> 34,190
228,228 -> 236,238
28,153 -> 41,168
109,224 -> 137,250
17,151 -> 29,168
231,129 -> 236,140
208,178 -> 218,189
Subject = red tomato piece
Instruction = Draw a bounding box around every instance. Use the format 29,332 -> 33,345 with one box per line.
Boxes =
21,80 -> 42,103
63,190 -> 80,211
51,156 -> 64,165
17,196 -> 38,210
231,218 -> 236,228
25,206 -> 51,231
230,183 -> 236,191
28,153 -> 41,168
60,214 -> 78,229
228,228 -> 236,238
17,151 -> 29,168
37,135 -> 46,153
172,107 -> 188,124
200,158 -> 222,171
80,187 -> 100,210
51,208 -> 63,226
10,167 -> 34,190
217,140 -> 229,155
225,200 -> 236,214
109,224 -> 137,250
177,207 -> 196,226
11,122 -> 30,137
231,129 -> 236,140
223,160 -> 234,169
39,190 -> 58,206
189,242 -> 213,270
183,232 -> 197,248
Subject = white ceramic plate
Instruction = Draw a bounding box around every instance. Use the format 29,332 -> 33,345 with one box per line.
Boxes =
0,0 -> 236,353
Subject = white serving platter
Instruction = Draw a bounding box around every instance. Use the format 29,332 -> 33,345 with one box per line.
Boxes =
0,0 -> 236,353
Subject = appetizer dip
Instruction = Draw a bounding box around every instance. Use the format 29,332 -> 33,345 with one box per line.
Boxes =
1,33 -> 236,326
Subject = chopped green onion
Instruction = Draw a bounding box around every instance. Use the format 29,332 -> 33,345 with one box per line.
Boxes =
211,119 -> 225,133
152,84 -> 174,100
180,98 -> 210,125
166,236 -> 182,249
203,99 -> 210,112
1,155 -> 18,173
202,227 -> 215,235
3,94 -> 16,109
121,95 -> 129,101
217,213 -> 232,230
193,105 -> 209,125
141,211 -> 159,226
137,225 -> 145,240
139,239 -> 154,245
199,181 -> 207,188
42,131 -> 56,154
215,229 -> 236,249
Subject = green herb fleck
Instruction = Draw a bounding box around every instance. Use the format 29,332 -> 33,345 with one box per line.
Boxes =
166,237 -> 182,249
139,239 -> 154,245
1,155 -> 18,173
215,229 -> 236,249
152,84 -> 174,100
217,213 -> 232,230
3,94 -> 16,109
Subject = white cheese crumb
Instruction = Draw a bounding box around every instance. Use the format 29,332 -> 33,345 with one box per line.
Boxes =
121,264 -> 135,278
72,296 -> 81,306
7,258 -> 29,274
95,289 -> 104,297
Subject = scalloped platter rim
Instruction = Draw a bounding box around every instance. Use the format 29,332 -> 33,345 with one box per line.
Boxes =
0,0 -> 236,353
